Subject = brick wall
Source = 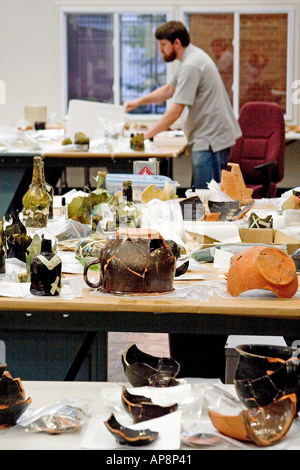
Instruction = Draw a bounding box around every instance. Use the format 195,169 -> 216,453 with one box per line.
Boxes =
189,13 -> 287,112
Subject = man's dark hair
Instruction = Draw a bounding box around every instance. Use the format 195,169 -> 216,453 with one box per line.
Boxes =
155,21 -> 190,47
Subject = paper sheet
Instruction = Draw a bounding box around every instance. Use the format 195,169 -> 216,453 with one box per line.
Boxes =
81,411 -> 182,450
183,221 -> 241,243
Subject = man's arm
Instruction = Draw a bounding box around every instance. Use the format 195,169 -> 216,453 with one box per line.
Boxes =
144,102 -> 185,140
123,83 -> 175,113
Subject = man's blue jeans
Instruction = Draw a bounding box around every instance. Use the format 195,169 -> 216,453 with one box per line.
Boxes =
191,147 -> 231,189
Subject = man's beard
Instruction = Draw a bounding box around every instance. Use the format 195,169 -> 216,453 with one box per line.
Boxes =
162,49 -> 176,62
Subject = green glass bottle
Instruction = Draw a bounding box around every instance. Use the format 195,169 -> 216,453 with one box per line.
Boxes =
117,180 -> 141,229
22,156 -> 50,228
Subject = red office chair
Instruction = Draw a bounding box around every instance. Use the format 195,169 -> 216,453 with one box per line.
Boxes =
229,102 -> 285,198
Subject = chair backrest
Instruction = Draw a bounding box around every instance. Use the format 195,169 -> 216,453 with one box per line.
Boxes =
229,102 -> 285,185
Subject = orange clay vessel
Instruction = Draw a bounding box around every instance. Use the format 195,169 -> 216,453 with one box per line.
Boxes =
220,163 -> 253,205
209,393 -> 297,446
227,246 -> 298,298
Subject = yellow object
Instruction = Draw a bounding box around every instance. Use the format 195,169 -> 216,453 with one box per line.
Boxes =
141,182 -> 177,204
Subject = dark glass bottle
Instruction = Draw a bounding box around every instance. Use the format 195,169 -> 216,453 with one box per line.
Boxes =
122,180 -> 133,202
116,180 -> 141,229
22,156 -> 50,228
4,211 -> 31,262
30,237 -> 62,296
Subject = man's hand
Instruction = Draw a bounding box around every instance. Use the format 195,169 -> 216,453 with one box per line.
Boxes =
123,100 -> 139,113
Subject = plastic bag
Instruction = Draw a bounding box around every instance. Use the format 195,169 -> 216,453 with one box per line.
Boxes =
17,398 -> 90,434
0,125 -> 39,150
141,199 -> 185,248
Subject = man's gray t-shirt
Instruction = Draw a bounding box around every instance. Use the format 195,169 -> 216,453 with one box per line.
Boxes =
170,44 -> 242,152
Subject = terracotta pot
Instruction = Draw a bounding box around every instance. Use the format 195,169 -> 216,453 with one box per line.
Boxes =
234,344 -> 300,411
83,228 -> 176,294
227,246 -> 298,298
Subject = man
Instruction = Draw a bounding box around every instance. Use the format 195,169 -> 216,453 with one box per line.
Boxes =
124,21 -> 237,380
124,20 -> 241,189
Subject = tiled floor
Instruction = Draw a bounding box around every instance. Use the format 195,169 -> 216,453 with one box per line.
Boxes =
107,332 -> 170,382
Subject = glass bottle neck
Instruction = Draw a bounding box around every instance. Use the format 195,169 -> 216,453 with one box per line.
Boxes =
31,157 -> 44,187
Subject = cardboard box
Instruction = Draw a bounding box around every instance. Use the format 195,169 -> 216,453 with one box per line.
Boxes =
273,230 -> 300,255
238,228 -> 273,244
239,228 -> 300,254
184,225 -> 300,255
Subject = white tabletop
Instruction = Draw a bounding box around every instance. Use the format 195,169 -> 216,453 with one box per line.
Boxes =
1,380 -> 300,451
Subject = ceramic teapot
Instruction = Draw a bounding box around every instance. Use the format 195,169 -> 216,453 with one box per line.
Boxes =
83,228 -> 176,294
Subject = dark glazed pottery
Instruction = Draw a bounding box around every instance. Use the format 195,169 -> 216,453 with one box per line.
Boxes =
104,413 -> 158,446
208,200 -> 240,221
0,366 -> 32,427
84,228 -> 176,294
234,344 -> 300,410
122,344 -> 180,387
121,386 -> 178,423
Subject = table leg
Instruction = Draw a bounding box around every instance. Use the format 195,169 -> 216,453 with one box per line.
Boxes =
63,331 -> 108,381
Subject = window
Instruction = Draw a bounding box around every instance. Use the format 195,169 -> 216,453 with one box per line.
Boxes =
185,9 -> 293,118
64,12 -> 167,115
67,14 -> 114,103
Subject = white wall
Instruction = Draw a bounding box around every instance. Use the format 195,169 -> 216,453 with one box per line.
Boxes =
0,0 -> 299,189
0,0 -> 61,126
0,0 -> 300,127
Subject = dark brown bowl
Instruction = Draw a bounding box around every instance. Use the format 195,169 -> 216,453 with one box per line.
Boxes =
234,344 -> 300,410
121,386 -> 178,423
104,412 -> 159,446
121,344 -> 180,387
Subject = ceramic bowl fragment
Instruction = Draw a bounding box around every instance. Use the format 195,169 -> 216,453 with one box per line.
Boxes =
104,413 -> 158,446
121,344 -> 180,387
209,394 -> 296,446
227,246 -> 298,298
0,367 -> 32,428
234,344 -> 300,410
121,386 -> 178,423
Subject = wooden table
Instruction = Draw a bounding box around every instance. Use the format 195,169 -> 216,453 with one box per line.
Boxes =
0,264 -> 300,382
0,135 -> 187,217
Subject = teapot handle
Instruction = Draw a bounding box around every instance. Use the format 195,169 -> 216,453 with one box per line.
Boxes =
83,259 -> 102,289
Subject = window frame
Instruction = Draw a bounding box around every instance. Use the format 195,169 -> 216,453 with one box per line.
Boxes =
181,6 -> 294,120
60,6 -> 173,119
